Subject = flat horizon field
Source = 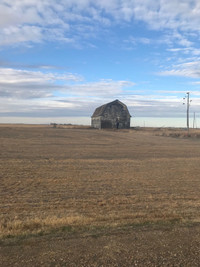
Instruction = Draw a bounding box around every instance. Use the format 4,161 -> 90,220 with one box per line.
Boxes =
0,125 -> 200,266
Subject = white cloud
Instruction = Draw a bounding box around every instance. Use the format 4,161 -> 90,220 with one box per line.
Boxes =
0,67 -> 83,99
0,65 -> 199,120
130,0 -> 200,32
1,0 -> 200,47
159,61 -> 200,78
0,66 -> 136,117
1,1 -> 200,122
125,36 -> 151,46
191,82 -> 200,85
167,47 -> 200,56
0,68 -> 82,84
1,25 -> 44,45
64,79 -> 135,97
0,67 -> 134,98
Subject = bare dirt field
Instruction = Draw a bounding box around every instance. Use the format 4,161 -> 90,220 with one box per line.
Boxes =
0,125 -> 200,266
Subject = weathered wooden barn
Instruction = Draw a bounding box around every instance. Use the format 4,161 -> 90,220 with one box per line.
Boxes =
91,99 -> 131,129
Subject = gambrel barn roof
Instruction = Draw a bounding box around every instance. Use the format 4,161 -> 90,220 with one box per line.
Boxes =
92,99 -> 131,117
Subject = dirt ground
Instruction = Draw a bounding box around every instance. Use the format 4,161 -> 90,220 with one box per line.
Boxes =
1,224 -> 200,266
0,125 -> 200,266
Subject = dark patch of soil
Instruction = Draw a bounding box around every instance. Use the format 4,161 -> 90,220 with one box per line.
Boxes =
1,224 -> 200,266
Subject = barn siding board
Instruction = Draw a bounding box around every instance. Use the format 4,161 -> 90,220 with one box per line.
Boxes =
91,100 -> 131,129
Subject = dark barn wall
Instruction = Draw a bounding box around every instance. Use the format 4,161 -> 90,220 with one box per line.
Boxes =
101,103 -> 130,129
91,100 -> 131,129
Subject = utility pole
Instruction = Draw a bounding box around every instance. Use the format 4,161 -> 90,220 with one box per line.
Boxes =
183,92 -> 192,133
186,92 -> 190,131
193,112 -> 196,129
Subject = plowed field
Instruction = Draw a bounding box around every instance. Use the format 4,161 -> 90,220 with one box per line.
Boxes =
0,125 -> 200,266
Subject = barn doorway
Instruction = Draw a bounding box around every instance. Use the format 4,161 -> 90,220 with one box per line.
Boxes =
101,120 -> 112,129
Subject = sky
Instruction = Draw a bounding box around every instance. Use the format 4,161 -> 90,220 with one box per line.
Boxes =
1,0 -> 200,127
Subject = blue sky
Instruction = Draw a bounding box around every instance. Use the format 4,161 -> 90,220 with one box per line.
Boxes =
1,0 -> 200,126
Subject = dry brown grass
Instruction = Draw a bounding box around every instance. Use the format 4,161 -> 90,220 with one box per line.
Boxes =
136,126 -> 200,138
0,125 -> 200,239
